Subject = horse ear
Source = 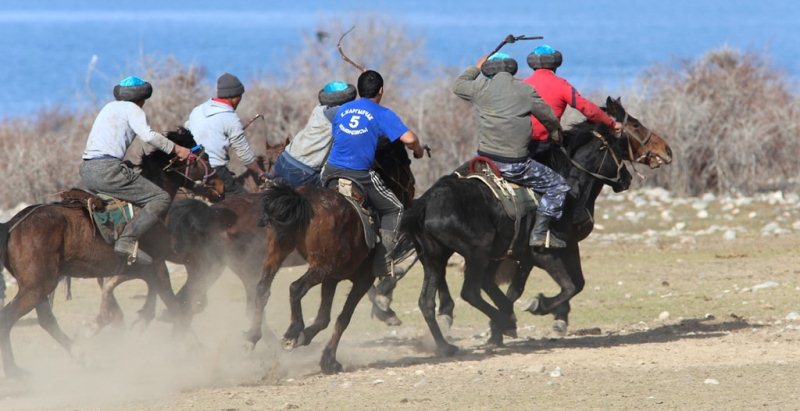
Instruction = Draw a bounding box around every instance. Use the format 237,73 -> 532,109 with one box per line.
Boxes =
284,137 -> 291,146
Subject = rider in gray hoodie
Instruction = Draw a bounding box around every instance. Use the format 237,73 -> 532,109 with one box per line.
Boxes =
185,73 -> 266,195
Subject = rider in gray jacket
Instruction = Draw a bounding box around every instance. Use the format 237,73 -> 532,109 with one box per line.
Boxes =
452,53 -> 571,248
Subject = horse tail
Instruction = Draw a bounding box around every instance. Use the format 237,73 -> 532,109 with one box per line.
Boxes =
260,182 -> 313,243
0,221 -> 8,271
394,199 -> 426,259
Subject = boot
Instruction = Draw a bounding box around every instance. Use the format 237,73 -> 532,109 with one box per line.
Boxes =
529,212 -> 567,249
372,229 -> 397,277
114,210 -> 159,265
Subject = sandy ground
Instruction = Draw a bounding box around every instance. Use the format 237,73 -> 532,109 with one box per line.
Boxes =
2,188 -> 800,410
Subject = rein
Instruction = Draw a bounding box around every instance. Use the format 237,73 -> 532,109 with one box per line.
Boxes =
561,130 -> 627,185
164,153 -> 216,188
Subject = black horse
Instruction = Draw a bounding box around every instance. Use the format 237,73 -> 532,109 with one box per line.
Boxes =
396,97 -> 673,355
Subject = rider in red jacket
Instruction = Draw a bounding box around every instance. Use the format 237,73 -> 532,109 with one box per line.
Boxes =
523,45 -> 622,158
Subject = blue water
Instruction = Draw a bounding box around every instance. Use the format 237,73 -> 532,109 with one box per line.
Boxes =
1,0 -> 798,118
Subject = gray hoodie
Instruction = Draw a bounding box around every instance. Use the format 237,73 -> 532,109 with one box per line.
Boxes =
185,99 -> 257,168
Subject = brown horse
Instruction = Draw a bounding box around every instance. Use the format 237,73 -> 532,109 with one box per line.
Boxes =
0,129 -> 224,378
243,138 -> 417,374
92,137 -> 291,331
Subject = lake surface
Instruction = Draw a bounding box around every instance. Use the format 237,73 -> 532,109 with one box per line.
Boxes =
1,0 -> 798,117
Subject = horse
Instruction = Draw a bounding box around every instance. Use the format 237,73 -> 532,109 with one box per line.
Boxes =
243,138 -> 417,374
91,137 -> 292,331
396,97 -> 673,356
0,129 -> 224,377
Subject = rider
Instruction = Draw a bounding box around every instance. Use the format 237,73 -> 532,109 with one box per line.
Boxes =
185,72 -> 266,195
321,70 -> 424,276
272,80 -> 357,187
452,53 -> 571,249
523,45 -> 622,160
80,76 -> 192,265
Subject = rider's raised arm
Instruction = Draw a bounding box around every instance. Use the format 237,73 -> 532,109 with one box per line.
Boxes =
452,66 -> 483,101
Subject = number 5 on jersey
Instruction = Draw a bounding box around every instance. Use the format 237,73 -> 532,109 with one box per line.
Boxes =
349,115 -> 361,128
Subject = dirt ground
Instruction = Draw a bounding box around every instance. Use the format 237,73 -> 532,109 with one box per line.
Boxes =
1,188 -> 800,410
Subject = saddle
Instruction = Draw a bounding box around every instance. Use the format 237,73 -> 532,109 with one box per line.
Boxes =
322,177 -> 378,250
456,156 -> 541,255
58,188 -> 135,245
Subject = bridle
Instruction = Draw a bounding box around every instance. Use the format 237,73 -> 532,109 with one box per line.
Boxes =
163,148 -> 217,189
564,111 -> 657,184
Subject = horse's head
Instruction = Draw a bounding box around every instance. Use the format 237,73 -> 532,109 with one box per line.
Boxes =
153,128 -> 225,202
374,138 -> 415,207
605,97 -> 673,169
264,137 -> 290,175
564,122 -> 633,193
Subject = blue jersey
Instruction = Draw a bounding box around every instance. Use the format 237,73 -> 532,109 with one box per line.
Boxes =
326,98 -> 409,171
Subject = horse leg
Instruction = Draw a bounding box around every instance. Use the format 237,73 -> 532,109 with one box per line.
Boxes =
460,257 -> 516,336
436,275 -> 456,328
35,298 -> 74,356
95,274 -> 131,332
0,282 -> 55,378
131,274 -> 158,331
504,257 -> 536,304
418,252 -> 458,357
282,267 -> 325,349
243,238 -> 293,349
548,243 -> 585,336
525,246 -> 579,332
148,261 -> 191,336
481,261 -> 518,347
368,276 -> 402,326
297,280 -> 337,346
319,270 -> 373,374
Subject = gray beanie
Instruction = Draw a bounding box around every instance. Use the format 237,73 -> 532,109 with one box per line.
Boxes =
217,73 -> 245,98
318,81 -> 357,107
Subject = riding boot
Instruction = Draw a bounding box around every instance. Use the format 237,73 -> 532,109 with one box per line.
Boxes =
529,212 -> 567,249
115,210 -> 158,265
372,229 -> 397,277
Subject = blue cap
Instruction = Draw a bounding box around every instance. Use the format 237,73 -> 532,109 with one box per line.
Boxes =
323,81 -> 349,93
119,76 -> 147,87
488,52 -> 512,61
533,45 -> 556,55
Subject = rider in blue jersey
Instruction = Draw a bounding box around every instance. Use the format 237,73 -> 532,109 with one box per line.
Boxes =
322,70 -> 424,276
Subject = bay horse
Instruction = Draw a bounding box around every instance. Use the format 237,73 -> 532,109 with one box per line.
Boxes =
397,97 -> 673,356
0,129 -> 224,377
243,138 -> 417,374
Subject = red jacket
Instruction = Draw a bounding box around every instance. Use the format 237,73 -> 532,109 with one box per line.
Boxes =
523,69 -> 616,141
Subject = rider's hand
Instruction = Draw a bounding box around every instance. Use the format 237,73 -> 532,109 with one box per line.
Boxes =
476,55 -> 488,70
612,121 -> 623,137
258,172 -> 269,185
413,147 -> 424,159
174,145 -> 191,161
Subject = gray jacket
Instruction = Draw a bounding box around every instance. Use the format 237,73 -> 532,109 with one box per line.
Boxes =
285,105 -> 338,170
185,99 -> 257,168
83,101 -> 174,160
452,66 -> 560,162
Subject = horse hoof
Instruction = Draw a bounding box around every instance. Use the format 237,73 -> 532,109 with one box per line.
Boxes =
281,338 -> 296,351
383,314 -> 402,327
524,298 -> 540,314
503,328 -> 518,339
484,336 -> 504,349
321,359 -> 343,374
437,314 -> 453,330
552,320 -> 568,337
436,343 -> 458,357
373,295 -> 391,312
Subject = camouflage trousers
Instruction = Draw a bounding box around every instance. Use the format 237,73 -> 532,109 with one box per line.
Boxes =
494,158 -> 570,219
